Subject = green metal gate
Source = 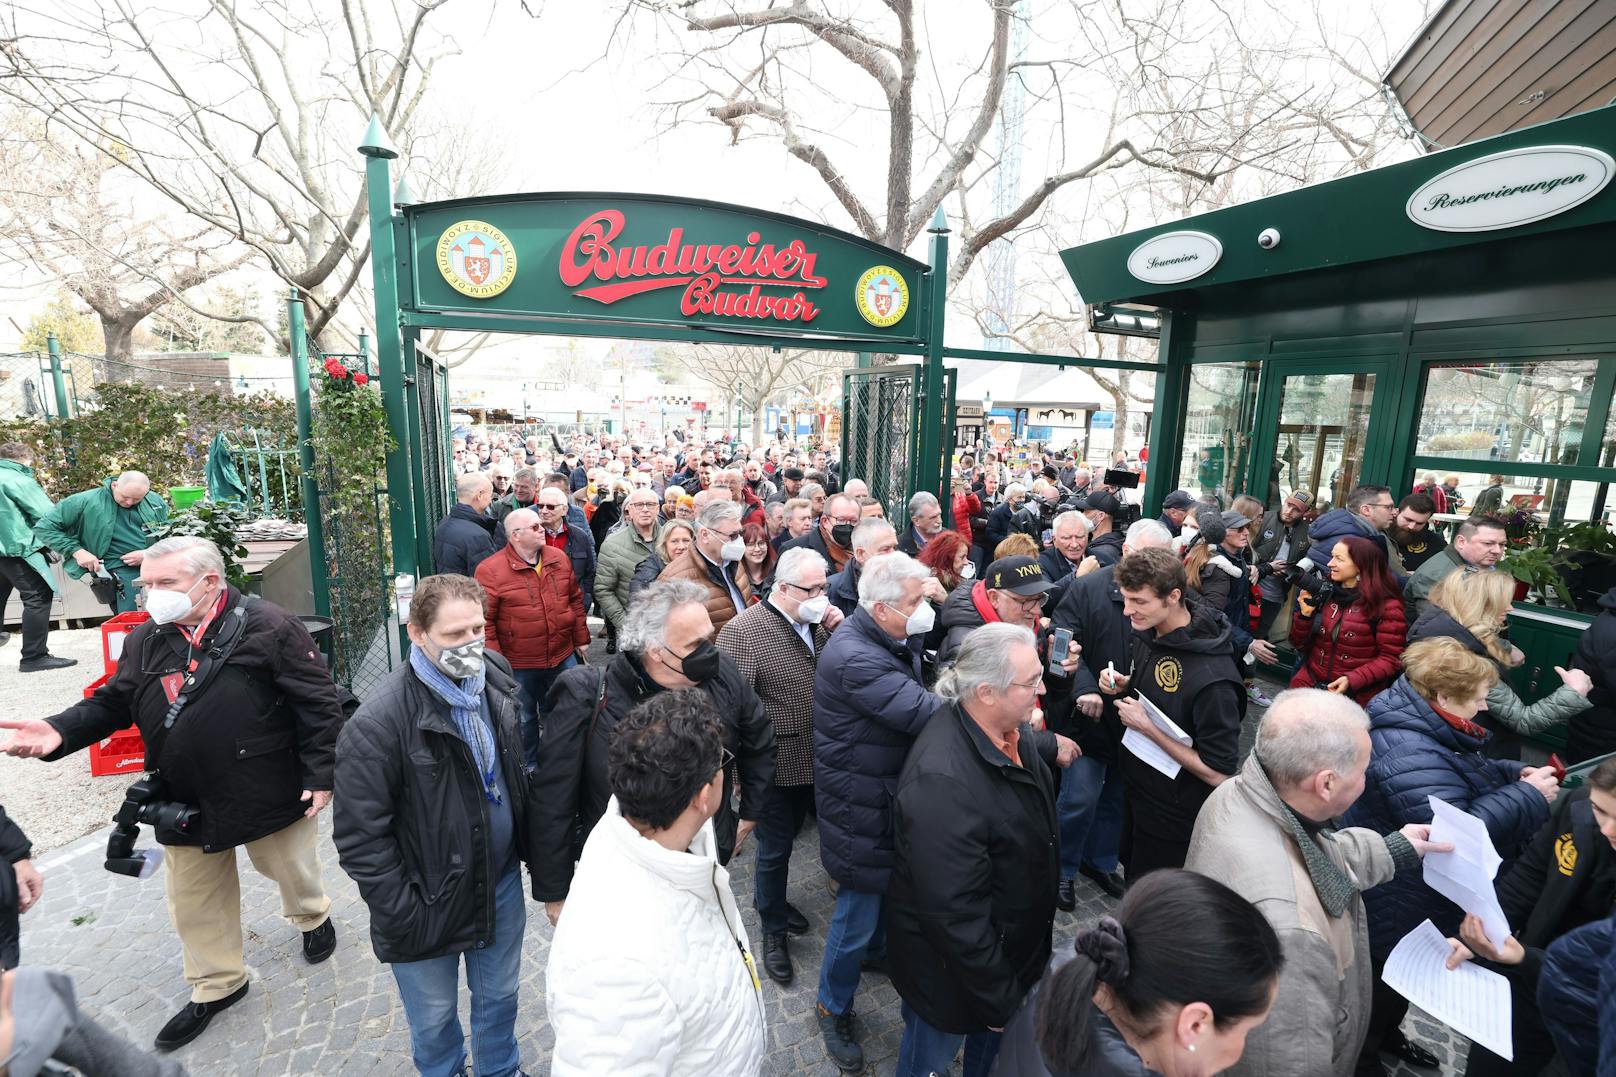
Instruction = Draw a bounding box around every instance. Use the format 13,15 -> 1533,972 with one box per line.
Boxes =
841,365 -> 955,528
409,341 -> 452,572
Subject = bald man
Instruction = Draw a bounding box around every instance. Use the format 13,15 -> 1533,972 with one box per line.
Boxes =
36,470 -> 169,613
431,472 -> 501,577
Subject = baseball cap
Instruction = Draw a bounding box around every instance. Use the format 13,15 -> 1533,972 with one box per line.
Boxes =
1162,489 -> 1197,510
1221,510 -> 1252,529
1085,489 -> 1124,518
1284,489 -> 1315,510
984,556 -> 1054,596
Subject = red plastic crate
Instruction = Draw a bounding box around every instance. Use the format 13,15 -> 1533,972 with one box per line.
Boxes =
101,611 -> 150,676
82,673 -> 146,777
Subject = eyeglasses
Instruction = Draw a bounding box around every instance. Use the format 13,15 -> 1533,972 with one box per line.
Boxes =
1009,676 -> 1043,691
517,523 -> 544,532
538,503 -> 565,511
712,527 -> 742,540
783,581 -> 827,597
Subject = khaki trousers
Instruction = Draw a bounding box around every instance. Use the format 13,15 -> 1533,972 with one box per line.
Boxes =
162,814 -> 330,1002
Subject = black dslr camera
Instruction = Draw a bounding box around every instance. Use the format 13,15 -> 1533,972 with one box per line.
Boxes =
1286,556 -> 1338,607
105,772 -> 200,879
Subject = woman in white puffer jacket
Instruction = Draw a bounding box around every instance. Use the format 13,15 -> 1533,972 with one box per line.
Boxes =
546,690 -> 767,1076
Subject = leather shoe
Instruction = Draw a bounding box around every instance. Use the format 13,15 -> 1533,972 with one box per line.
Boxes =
1080,863 -> 1127,899
762,931 -> 793,984
1056,877 -> 1077,912
302,919 -> 336,963
1385,1034 -> 1440,1069
817,1003 -> 864,1072
154,982 -> 248,1050
785,901 -> 810,936
19,654 -> 77,673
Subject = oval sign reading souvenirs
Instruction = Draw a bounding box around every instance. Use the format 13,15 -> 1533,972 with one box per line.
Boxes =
1406,145 -> 1614,233
1126,230 -> 1222,285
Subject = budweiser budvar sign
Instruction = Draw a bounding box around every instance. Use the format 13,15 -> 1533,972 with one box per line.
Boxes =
560,208 -> 826,323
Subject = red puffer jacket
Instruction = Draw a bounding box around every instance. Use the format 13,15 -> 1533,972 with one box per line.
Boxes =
475,543 -> 590,670
1288,590 -> 1407,706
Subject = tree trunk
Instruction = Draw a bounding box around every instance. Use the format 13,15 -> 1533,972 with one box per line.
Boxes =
101,317 -> 138,364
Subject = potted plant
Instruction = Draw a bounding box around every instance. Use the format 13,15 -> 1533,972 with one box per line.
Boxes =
1499,544 -> 1575,608
1552,521 -> 1616,612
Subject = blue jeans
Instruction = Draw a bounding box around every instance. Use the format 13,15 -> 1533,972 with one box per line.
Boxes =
895,1002 -> 1002,1077
816,887 -> 885,1015
389,867 -> 526,1077
512,654 -> 576,770
1057,752 -> 1124,878
754,783 -> 814,935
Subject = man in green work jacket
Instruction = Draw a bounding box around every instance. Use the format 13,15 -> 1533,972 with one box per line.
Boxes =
34,470 -> 169,615
0,443 -> 77,672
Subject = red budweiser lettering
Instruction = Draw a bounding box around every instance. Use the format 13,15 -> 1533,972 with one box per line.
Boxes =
559,209 -> 825,323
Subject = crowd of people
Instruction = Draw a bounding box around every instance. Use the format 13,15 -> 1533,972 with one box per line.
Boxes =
1,428 -> 1615,1077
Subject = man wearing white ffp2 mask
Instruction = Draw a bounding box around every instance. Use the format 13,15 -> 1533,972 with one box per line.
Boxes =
656,500 -> 752,632
712,545 -> 841,986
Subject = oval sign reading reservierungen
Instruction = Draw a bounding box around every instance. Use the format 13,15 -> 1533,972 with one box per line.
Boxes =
1126,230 -> 1223,285
1405,145 -> 1614,233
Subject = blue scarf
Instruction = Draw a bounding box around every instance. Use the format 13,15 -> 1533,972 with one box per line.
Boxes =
409,647 -> 501,804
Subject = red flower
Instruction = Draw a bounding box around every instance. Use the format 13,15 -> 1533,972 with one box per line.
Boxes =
353,372 -> 369,387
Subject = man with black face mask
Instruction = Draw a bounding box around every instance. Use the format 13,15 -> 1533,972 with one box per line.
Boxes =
783,492 -> 860,575
530,580 -> 774,927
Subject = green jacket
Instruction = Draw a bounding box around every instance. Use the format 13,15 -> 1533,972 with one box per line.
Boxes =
34,480 -> 169,580
593,522 -> 659,628
0,459 -> 59,592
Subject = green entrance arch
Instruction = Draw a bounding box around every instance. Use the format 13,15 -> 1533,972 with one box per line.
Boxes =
354,114 -> 1159,592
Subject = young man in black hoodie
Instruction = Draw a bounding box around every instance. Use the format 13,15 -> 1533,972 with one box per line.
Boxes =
1104,547 -> 1244,880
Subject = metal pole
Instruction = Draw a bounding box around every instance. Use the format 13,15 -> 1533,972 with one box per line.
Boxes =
46,333 -> 70,420
914,208 -> 950,501
358,329 -> 372,380
359,115 -> 417,655
290,293 -> 332,619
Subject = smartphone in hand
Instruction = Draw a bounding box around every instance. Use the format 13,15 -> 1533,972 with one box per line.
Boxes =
1048,627 -> 1073,676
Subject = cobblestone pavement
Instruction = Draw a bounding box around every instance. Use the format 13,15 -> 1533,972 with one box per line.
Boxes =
16,650 -> 1466,1076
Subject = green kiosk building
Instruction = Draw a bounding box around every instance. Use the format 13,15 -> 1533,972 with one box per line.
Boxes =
1060,105 -> 1616,749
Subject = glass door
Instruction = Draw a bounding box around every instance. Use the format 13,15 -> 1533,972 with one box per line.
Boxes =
1248,360 -> 1394,513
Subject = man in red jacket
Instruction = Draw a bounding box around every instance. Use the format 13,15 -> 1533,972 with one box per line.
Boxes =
475,507 -> 589,769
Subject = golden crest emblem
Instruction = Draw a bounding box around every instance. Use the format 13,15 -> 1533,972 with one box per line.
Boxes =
437,220 -> 518,298
1554,832 -> 1577,876
1155,657 -> 1183,693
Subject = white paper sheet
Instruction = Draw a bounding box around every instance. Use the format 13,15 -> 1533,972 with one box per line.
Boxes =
1121,693 -> 1192,779
1424,796 -> 1512,951
1383,919 -> 1513,1061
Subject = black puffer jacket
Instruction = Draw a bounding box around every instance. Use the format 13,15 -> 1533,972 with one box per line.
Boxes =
1569,585 -> 1616,763
935,581 -> 988,667
887,704 -> 1059,1033
530,650 -> 774,901
1,802 -> 29,969
45,588 -> 344,852
334,652 -> 536,964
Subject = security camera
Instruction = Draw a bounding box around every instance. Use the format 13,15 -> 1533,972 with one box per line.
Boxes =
1257,228 -> 1281,250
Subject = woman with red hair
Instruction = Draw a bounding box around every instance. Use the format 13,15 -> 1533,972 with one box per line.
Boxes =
1288,534 -> 1407,705
739,520 -> 778,602
916,529 -> 973,593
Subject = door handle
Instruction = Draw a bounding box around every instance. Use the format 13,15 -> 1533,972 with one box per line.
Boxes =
1528,665 -> 1542,693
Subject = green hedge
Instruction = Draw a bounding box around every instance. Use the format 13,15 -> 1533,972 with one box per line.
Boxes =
0,382 -> 298,502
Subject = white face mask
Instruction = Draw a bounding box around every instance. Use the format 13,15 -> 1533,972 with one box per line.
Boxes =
959,561 -> 977,580
145,577 -> 209,625
720,537 -> 747,562
796,595 -> 830,624
903,600 -> 936,637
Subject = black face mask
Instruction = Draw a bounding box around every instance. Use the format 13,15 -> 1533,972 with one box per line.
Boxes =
830,523 -> 855,548
672,640 -> 721,683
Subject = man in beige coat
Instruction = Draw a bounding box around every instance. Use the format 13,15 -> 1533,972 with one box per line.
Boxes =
1185,690 -> 1449,1077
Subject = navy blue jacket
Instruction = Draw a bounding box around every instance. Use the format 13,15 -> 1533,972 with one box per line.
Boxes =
548,521 -> 597,614
1303,508 -> 1387,559
827,559 -> 862,619
1537,910 -> 1616,1075
813,606 -> 943,893
432,503 -> 500,577
1343,675 -> 1549,957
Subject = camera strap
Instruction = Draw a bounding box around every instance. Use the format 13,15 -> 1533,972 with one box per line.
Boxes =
161,596 -> 258,732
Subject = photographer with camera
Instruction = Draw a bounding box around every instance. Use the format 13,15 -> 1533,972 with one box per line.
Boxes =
0,536 -> 344,1052
1286,536 -> 1406,706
